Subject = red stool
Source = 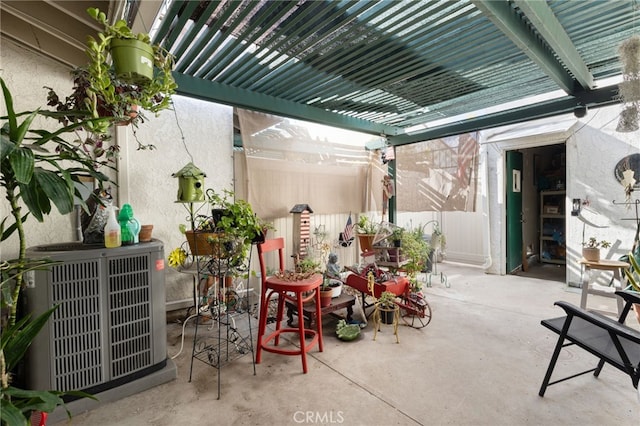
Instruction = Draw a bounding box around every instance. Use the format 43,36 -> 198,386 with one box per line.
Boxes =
256,238 -> 323,373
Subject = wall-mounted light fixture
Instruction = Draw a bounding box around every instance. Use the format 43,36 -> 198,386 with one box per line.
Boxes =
571,198 -> 581,216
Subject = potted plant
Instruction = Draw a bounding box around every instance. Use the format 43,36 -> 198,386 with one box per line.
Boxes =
177,188 -> 262,269
65,7 -> 177,135
582,237 -> 611,262
391,227 -> 404,248
325,253 -> 343,298
376,291 -> 398,324
1,78 -> 103,425
356,215 -> 379,253
319,278 -> 333,308
402,227 -> 431,291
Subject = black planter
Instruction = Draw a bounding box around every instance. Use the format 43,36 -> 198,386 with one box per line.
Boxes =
379,306 -> 396,324
252,230 -> 266,244
211,208 -> 227,225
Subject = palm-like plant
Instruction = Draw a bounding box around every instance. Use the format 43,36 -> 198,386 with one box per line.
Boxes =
1,78 -> 107,424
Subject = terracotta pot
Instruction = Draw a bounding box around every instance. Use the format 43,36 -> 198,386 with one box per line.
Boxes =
320,289 -> 333,307
358,234 -> 375,253
185,231 -> 240,257
582,247 -> 600,262
139,224 -> 153,242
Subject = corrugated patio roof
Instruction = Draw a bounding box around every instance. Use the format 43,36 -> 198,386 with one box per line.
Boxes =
2,1 -> 638,145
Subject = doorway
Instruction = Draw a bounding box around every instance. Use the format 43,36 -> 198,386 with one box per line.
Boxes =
507,143 -> 567,281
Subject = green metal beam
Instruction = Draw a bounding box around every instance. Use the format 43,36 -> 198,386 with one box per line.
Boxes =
173,73 -> 401,136
389,85 -> 620,146
515,0 -> 594,90
472,0 -> 577,93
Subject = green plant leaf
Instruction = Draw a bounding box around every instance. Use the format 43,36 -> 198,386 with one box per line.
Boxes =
1,307 -> 56,371
18,180 -> 50,222
34,168 -> 74,215
9,146 -> 35,184
1,213 -> 29,242
0,397 -> 28,426
2,386 -> 64,417
0,133 -> 16,161
0,78 -> 17,133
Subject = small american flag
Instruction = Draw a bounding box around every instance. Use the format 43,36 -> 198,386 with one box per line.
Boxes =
343,214 -> 354,242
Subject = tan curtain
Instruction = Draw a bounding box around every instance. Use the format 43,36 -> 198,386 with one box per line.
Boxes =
237,109 -> 385,218
395,133 -> 479,212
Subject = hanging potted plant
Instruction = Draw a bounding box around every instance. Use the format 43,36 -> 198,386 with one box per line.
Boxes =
76,7 -> 176,134
43,7 -> 176,150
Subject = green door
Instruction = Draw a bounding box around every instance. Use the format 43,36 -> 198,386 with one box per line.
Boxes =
506,151 -> 523,273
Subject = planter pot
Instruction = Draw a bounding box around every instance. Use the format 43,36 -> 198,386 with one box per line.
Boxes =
582,247 -> 600,262
358,234 -> 376,253
378,304 -> 396,324
186,231 -> 243,258
320,289 -> 333,307
115,104 -> 139,126
328,280 -> 343,298
139,224 -> 153,242
110,38 -> 154,84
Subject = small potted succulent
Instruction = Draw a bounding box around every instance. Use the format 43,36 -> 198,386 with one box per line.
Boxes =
582,237 -> 611,262
376,291 -> 398,324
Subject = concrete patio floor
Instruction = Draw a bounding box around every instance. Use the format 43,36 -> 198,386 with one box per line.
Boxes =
56,262 -> 639,425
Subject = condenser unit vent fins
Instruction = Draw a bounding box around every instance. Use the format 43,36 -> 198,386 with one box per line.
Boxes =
108,254 -> 153,378
50,259 -> 103,391
25,241 -> 167,395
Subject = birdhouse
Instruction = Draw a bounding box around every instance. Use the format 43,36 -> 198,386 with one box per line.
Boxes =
290,204 -> 313,259
172,162 -> 206,202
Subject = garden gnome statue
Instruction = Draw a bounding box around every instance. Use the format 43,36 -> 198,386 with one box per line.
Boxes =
326,252 -> 341,279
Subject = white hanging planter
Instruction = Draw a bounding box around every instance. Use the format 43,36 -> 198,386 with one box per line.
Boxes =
617,36 -> 640,132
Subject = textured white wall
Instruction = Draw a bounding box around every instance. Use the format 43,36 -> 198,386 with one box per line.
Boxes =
0,40 -> 82,250
566,108 -> 639,287
0,39 -> 233,305
481,109 -> 639,279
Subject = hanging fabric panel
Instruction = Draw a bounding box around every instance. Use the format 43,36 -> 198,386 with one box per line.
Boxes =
237,109 -> 385,218
395,133 -> 480,212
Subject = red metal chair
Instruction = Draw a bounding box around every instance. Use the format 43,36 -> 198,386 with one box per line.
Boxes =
256,238 -> 323,373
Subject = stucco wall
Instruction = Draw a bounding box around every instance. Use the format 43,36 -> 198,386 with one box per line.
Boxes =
0,39 -> 233,306
566,109 -> 639,287
482,109 -> 639,282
